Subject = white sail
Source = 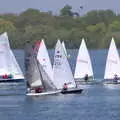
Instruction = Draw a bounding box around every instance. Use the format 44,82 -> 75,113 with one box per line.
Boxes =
0,32 -> 11,75
104,37 -> 120,79
0,32 -> 10,48
9,50 -> 24,79
53,40 -> 76,89
62,41 -> 67,55
0,44 -> 9,75
74,38 -> 93,79
37,39 -> 56,89
0,32 -> 10,46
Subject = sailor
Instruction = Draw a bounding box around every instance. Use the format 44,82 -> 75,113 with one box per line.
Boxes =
3,74 -> 8,79
84,74 -> 88,82
38,87 -> 44,93
63,83 -> 68,90
8,74 -> 13,79
114,74 -> 119,83
35,87 -> 44,93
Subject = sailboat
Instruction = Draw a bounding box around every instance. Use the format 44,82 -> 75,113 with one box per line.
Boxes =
25,42 -> 60,96
0,32 -> 24,82
74,38 -> 94,85
104,37 -> 120,86
53,40 -> 83,94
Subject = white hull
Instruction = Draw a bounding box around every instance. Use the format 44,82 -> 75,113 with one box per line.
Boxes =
103,79 -> 120,89
75,78 -> 95,85
26,90 -> 61,96
103,83 -> 120,89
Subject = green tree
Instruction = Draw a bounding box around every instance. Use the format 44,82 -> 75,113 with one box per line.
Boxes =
109,20 -> 120,32
0,19 -> 16,33
60,5 -> 72,16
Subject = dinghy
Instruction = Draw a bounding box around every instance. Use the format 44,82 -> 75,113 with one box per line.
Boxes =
104,37 -> 120,86
0,32 -> 24,83
25,42 -> 60,96
53,40 -> 83,94
74,38 -> 94,85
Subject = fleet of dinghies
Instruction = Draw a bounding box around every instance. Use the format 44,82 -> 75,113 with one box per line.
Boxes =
53,40 -> 83,94
25,39 -> 83,96
1,31 -> 120,96
0,32 -> 24,82
25,42 -> 60,96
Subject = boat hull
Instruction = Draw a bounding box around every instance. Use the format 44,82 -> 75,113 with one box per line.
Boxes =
103,79 -> 120,88
0,78 -> 24,83
26,90 -> 61,96
61,88 -> 83,94
103,82 -> 120,89
103,79 -> 120,84
75,77 -> 95,85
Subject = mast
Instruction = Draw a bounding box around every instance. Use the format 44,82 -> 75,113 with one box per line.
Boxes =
36,58 -> 47,92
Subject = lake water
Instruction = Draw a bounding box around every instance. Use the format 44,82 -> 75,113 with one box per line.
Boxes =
0,49 -> 120,120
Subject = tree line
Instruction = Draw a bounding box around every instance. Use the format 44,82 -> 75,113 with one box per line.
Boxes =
1,5 -> 120,49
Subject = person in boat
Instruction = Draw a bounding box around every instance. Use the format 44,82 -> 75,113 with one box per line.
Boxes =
35,87 -> 44,93
84,74 -> 88,82
8,74 -> 13,79
63,83 -> 68,91
114,74 -> 119,83
2,74 -> 8,79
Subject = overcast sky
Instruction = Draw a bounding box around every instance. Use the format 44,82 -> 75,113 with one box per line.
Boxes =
0,0 -> 120,15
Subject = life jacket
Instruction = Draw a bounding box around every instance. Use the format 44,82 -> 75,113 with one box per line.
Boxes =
63,84 -> 67,89
8,74 -> 13,78
2,74 -> 8,79
35,87 -> 44,93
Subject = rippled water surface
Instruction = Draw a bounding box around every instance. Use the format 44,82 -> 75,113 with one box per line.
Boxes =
0,49 -> 120,120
